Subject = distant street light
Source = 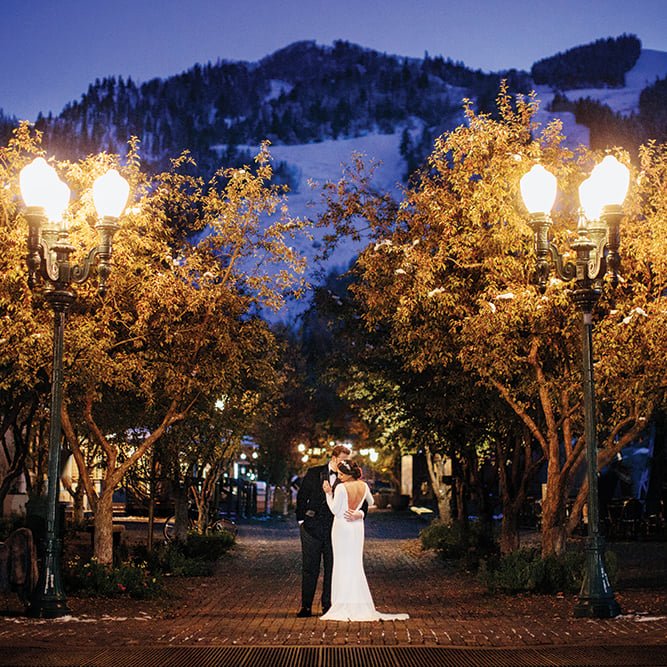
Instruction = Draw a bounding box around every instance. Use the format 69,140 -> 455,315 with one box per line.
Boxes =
519,155 -> 629,619
20,157 -> 129,618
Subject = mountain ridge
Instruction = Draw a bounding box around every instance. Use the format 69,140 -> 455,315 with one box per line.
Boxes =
2,36 -> 667,325
2,35 -> 663,178
26,38 -> 523,177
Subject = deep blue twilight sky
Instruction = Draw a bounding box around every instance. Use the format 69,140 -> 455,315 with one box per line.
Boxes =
2,0 -> 666,122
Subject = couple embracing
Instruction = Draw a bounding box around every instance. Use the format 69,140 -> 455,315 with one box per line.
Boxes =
296,444 -> 409,622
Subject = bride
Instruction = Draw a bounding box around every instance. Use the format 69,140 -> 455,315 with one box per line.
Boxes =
320,459 -> 409,622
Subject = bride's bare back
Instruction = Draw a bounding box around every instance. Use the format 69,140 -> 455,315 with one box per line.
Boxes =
344,480 -> 367,511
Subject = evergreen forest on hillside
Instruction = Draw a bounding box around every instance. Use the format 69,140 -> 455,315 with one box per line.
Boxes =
4,40 -> 531,177
1,35 -> 666,175
531,34 -> 642,89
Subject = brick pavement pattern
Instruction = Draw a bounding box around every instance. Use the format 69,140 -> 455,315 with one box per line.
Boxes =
1,510 -> 665,652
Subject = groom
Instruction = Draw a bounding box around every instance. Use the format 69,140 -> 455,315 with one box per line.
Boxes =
295,444 -> 365,617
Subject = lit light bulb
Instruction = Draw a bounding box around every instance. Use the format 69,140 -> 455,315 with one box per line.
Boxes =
520,164 -> 558,215
93,169 -> 129,218
579,156 -> 630,220
19,157 -> 70,221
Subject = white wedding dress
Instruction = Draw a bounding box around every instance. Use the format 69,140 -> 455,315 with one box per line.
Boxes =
320,482 -> 409,622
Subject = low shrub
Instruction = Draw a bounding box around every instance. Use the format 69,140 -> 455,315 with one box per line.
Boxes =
420,520 -> 468,559
64,556 -> 165,599
478,548 -> 618,594
132,541 -> 210,577
179,530 -> 235,561
132,530 -> 235,577
162,547 -> 215,577
420,520 -> 498,570
64,528 -> 235,597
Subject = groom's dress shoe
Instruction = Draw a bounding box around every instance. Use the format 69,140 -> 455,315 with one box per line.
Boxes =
322,605 -> 331,614
296,608 -> 312,617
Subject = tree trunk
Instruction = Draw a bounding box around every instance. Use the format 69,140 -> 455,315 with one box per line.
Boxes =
453,474 -> 467,524
173,485 -> 189,542
0,426 -> 29,512
147,454 -> 156,551
540,474 -> 567,556
94,489 -> 114,564
496,429 -> 544,555
147,495 -> 155,551
436,486 -> 452,523
542,520 -> 566,556
195,471 -> 219,534
196,496 -> 209,534
499,503 -> 520,554
470,465 -> 495,539
72,484 -> 85,524
424,444 -> 452,524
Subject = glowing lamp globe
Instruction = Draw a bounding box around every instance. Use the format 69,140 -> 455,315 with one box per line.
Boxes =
579,156 -> 629,220
520,164 -> 558,215
593,156 -> 630,207
578,175 -> 603,221
44,178 -> 71,223
19,158 -> 70,220
20,158 -> 53,207
92,169 -> 130,218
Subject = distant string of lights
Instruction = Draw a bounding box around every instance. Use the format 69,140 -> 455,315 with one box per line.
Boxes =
297,442 -> 379,463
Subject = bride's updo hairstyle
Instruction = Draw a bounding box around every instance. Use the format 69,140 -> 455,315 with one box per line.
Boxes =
337,460 -> 362,479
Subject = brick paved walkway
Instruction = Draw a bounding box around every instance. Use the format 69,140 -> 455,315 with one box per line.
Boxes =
1,509 -> 665,659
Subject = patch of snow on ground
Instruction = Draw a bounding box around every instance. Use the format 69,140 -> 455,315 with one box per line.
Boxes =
265,80 -> 294,102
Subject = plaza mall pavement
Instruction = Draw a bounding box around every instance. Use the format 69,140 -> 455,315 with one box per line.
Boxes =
0,510 -> 665,666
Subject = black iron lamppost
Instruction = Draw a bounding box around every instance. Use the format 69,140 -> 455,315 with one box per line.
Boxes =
19,157 -> 129,618
519,156 -> 630,619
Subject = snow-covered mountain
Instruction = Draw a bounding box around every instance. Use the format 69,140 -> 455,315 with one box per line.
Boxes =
244,49 -> 667,325
229,131 -> 410,279
18,38 -> 667,326
533,49 -> 667,148
224,132 -> 410,325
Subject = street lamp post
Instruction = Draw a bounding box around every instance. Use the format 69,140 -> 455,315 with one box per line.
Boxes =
19,158 -> 129,618
519,156 -> 630,619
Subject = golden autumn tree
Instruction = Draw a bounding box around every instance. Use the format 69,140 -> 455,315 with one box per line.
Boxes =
317,85 -> 667,556
0,124 -> 54,510
2,128 -> 309,563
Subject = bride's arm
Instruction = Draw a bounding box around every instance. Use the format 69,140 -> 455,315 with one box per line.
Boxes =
324,483 -> 335,512
364,483 -> 375,508
326,484 -> 346,514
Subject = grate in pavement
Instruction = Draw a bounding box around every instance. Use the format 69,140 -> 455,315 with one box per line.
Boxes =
1,644 -> 665,667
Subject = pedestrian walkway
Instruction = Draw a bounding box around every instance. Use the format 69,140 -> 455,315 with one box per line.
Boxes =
1,510 -> 665,666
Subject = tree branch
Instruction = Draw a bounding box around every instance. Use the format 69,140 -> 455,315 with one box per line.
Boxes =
490,377 -> 548,454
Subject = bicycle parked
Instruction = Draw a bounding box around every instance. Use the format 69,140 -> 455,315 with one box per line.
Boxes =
163,503 -> 238,541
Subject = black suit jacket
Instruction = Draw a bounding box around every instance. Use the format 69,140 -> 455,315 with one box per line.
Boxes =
296,463 -> 334,538
296,463 -> 368,538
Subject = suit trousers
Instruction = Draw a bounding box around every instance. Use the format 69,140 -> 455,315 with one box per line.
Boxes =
300,523 -> 333,610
